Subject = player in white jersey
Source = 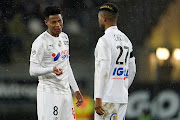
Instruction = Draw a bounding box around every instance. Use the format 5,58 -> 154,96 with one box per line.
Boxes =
29,6 -> 83,120
94,3 -> 136,120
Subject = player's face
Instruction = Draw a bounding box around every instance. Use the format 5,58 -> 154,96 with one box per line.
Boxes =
98,12 -> 105,31
45,14 -> 63,37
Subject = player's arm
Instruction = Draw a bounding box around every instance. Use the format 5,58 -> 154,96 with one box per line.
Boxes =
128,51 -> 136,88
29,62 -> 62,76
29,62 -> 53,76
29,39 -> 62,76
94,38 -> 111,115
67,60 -> 83,107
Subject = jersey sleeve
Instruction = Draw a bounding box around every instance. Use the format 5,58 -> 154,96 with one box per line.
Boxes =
95,37 -> 111,61
67,60 -> 79,92
94,37 -> 111,99
126,36 -> 135,63
128,59 -> 136,88
30,39 -> 45,64
29,62 -> 53,76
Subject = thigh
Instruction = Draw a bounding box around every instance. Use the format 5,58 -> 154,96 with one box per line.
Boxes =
61,94 -> 76,120
94,103 -> 119,120
117,103 -> 127,120
37,90 -> 64,120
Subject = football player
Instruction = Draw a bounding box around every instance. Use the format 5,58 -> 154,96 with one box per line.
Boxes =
94,3 -> 136,120
29,6 -> 83,120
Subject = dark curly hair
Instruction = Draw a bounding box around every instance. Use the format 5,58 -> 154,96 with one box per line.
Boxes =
43,6 -> 61,20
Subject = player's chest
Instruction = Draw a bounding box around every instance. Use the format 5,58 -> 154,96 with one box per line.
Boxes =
44,38 -> 69,62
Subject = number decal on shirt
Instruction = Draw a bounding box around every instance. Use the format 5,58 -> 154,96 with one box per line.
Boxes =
53,106 -> 58,116
116,46 -> 129,65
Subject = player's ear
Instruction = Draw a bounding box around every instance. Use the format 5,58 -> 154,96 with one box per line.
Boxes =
102,15 -> 106,22
44,19 -> 48,26
60,15 -> 63,23
101,12 -> 106,22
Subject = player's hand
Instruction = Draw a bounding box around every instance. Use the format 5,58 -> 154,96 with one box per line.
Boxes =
74,91 -> 83,107
53,67 -> 63,75
95,98 -> 105,115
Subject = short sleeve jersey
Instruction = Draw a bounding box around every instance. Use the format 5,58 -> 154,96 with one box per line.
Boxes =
30,31 -> 71,94
94,26 -> 134,103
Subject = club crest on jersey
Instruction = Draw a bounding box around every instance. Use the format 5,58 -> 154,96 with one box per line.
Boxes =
110,113 -> 117,120
112,67 -> 128,80
52,50 -> 69,61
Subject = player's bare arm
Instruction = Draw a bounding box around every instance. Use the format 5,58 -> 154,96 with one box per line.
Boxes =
95,98 -> 105,115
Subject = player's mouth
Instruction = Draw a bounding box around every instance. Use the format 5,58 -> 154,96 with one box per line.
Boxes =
55,28 -> 61,32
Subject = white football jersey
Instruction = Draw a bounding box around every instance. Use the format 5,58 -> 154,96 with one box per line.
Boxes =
94,26 -> 134,103
30,31 -> 71,94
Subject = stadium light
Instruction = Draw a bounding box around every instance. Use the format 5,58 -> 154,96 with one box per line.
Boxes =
173,48 -> 180,60
156,47 -> 170,60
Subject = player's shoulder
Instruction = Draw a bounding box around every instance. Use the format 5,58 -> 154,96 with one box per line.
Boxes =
60,32 -> 69,40
32,31 -> 47,46
97,36 -> 110,48
98,36 -> 106,43
120,31 -> 132,45
60,31 -> 68,36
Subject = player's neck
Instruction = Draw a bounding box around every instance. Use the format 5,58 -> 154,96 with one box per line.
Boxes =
105,23 -> 117,31
47,30 -> 59,37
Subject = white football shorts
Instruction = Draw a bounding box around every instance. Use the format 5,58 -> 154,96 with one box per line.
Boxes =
94,102 -> 127,120
37,83 -> 76,120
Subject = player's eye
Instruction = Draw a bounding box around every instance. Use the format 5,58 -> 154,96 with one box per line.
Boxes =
58,20 -> 61,23
51,21 -> 56,24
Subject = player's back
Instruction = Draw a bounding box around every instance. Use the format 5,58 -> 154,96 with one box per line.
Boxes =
101,26 -> 133,103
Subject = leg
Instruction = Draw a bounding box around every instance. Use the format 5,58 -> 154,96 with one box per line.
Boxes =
61,94 -> 76,120
94,102 -> 119,120
117,103 -> 127,120
37,85 -> 64,120
94,111 -> 106,120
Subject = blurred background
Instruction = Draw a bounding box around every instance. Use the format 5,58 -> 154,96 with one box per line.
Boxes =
0,0 -> 180,120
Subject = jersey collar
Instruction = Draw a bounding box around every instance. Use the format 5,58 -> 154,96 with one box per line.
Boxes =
45,31 -> 61,39
105,26 -> 118,34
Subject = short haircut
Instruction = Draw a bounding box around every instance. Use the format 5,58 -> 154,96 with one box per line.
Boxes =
99,3 -> 119,21
43,6 -> 61,20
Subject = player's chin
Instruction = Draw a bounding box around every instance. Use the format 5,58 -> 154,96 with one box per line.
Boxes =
54,29 -> 62,35
55,31 -> 61,35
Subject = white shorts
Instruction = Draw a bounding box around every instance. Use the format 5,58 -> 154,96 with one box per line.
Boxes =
94,103 -> 127,120
37,84 -> 76,120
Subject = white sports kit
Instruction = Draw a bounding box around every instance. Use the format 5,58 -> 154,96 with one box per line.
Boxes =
94,26 -> 136,120
30,31 -> 79,120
